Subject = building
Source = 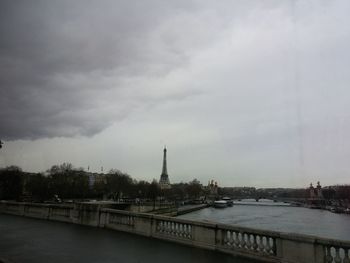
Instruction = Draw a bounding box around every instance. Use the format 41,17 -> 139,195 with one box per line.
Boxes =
309,181 -> 323,199
206,180 -> 218,200
308,181 -> 325,207
159,147 -> 171,189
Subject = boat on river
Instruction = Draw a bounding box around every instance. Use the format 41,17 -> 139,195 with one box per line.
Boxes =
214,200 -> 227,208
222,197 -> 233,207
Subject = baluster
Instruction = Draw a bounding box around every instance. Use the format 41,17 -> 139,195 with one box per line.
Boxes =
240,232 -> 245,248
334,247 -> 341,263
164,221 -> 168,234
223,231 -> 228,246
159,221 -> 164,233
229,231 -> 235,248
183,224 -> 187,237
234,232 -> 240,248
252,234 -> 258,252
343,248 -> 350,263
227,231 -> 233,248
179,224 -> 183,237
168,222 -> 171,234
174,223 -> 178,236
271,237 -> 276,255
172,222 -> 175,235
236,232 -> 240,248
240,232 -> 246,249
188,225 -> 192,239
264,237 -> 271,254
222,230 -> 231,247
245,233 -> 251,250
166,222 -> 171,234
169,222 -> 173,235
186,224 -> 190,238
258,236 -> 264,252
158,221 -> 163,232
325,246 -> 334,263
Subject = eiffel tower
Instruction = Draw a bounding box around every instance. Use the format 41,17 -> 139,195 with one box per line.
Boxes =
159,146 -> 171,189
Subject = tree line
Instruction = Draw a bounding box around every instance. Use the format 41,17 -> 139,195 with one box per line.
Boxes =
0,163 -> 205,202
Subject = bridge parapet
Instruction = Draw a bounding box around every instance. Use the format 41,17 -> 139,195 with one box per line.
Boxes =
1,201 -> 350,263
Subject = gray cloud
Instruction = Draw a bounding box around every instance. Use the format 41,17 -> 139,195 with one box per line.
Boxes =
0,0 -> 221,140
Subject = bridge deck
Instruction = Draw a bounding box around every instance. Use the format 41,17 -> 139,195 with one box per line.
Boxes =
0,214 -> 258,263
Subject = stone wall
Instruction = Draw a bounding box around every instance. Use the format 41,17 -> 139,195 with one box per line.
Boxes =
1,201 -> 349,263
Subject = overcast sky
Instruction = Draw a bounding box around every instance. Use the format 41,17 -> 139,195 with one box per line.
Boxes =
1,0 -> 350,187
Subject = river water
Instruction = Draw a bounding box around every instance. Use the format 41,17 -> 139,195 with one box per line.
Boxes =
0,214 -> 257,263
178,200 -> 350,241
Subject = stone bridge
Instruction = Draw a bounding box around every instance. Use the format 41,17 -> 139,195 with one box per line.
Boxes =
0,201 -> 349,263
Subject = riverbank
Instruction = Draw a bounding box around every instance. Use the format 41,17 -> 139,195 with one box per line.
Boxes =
177,204 -> 209,215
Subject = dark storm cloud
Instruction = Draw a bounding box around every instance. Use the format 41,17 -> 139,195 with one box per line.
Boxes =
0,0 -> 208,140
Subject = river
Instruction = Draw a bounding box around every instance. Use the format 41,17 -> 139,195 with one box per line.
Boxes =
178,200 -> 350,241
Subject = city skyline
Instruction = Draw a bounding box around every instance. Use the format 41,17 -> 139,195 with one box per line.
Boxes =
1,1 -> 350,187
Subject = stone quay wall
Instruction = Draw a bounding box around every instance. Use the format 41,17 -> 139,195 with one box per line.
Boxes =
1,201 -> 349,263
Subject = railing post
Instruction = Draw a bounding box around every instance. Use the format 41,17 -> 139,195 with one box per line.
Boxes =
314,244 -> 325,263
275,237 -> 283,258
215,227 -> 223,247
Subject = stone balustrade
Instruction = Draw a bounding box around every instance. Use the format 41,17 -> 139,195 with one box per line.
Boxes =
1,201 -> 349,263
319,238 -> 350,263
220,225 -> 278,257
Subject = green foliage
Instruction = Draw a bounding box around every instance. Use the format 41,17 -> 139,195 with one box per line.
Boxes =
186,179 -> 203,198
47,163 -> 90,199
0,166 -> 23,200
148,179 -> 160,200
105,170 -> 133,200
26,173 -> 50,201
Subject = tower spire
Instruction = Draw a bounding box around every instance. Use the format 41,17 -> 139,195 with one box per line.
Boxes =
162,146 -> 167,175
159,146 -> 170,189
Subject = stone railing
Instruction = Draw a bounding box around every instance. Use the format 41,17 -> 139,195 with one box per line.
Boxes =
318,238 -> 350,263
1,201 -> 349,263
220,225 -> 278,258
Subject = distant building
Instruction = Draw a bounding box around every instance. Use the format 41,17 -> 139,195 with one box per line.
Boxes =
207,180 -> 218,199
308,181 -> 325,207
87,172 -> 106,189
159,147 -> 171,189
309,181 -> 323,199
